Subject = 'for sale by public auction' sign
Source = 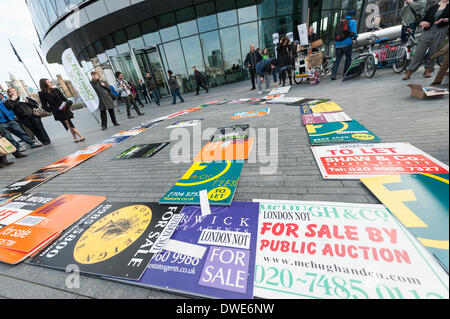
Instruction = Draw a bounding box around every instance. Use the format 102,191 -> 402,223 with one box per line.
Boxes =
312,143 -> 449,179
253,199 -> 449,299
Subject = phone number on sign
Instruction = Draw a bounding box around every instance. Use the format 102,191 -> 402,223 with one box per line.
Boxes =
254,266 -> 445,299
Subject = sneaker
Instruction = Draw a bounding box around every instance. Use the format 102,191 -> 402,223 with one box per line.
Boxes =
114,123 -> 120,126
138,113 -> 145,116
258,91 -> 263,95
15,153 -> 27,158
19,146 -> 27,152
265,89 -> 271,92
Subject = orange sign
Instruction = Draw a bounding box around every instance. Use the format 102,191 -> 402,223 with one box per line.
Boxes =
193,138 -> 254,161
0,194 -> 106,264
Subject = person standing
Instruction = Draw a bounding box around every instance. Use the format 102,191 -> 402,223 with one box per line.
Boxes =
193,66 -> 209,96
400,0 -> 427,43
114,72 -> 145,119
277,37 -> 293,87
145,73 -> 160,106
139,80 -> 152,104
244,44 -> 263,91
403,0 -> 449,80
168,71 -> 185,105
128,82 -> 145,108
39,78 -> 85,144
5,88 -> 51,145
0,97 -> 40,157
90,72 -> 120,131
256,58 -> 278,94
331,11 -> 358,80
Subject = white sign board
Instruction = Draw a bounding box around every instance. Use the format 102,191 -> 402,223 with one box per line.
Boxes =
253,199 -> 449,299
312,143 -> 449,179
61,48 -> 99,113
272,33 -> 280,45
298,23 -> 309,46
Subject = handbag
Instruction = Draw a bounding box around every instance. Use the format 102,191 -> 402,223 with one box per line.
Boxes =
33,106 -> 51,117
0,137 -> 17,156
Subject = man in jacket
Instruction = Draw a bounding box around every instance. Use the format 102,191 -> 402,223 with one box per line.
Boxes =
168,70 -> 185,105
256,58 -> 278,94
114,72 -> 144,119
138,80 -> 152,104
145,72 -> 160,106
193,66 -> 209,95
331,10 -> 358,80
0,99 -> 39,158
91,72 -> 120,130
400,0 -> 426,43
244,44 -> 263,91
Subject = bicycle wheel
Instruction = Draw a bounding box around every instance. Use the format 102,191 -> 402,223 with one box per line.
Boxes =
365,54 -> 377,78
293,76 -> 304,85
393,47 -> 408,73
321,61 -> 334,77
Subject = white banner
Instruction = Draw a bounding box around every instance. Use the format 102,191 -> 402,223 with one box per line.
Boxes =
298,23 -> 308,46
61,48 -> 99,113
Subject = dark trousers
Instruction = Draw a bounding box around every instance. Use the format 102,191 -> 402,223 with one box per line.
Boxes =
332,44 -> 353,78
196,82 -> 208,94
280,66 -> 293,86
141,91 -> 152,104
172,89 -> 184,104
0,120 -> 36,156
152,90 -> 160,105
20,116 -> 51,145
100,108 -> 118,128
249,69 -> 257,89
124,95 -> 141,116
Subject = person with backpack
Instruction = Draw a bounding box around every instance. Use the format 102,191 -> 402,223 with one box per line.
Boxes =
193,66 -> 209,95
114,72 -> 145,119
168,70 -> 185,105
400,0 -> 427,43
403,0 -> 449,80
331,10 -> 358,80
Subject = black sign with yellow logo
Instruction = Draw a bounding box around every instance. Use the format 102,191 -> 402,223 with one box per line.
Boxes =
30,202 -> 183,280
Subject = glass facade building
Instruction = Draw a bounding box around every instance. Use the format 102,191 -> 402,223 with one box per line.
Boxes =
27,0 -> 430,95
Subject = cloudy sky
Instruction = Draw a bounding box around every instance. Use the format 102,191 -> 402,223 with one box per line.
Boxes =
0,0 -> 66,92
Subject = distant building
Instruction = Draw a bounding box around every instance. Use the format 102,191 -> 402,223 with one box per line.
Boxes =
56,74 -> 78,98
5,73 -> 35,99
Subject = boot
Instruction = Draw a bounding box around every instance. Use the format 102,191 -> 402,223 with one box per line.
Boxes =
402,70 -> 413,80
423,69 -> 433,78
0,156 -> 14,168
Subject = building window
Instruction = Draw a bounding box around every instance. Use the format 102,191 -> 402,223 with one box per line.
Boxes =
220,26 -> 245,84
199,30 -> 225,87
196,1 -> 218,33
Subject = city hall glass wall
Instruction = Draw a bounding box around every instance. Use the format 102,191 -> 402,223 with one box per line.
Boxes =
28,0 -> 434,95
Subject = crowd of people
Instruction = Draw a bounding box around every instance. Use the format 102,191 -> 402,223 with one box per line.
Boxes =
1,1 -> 448,169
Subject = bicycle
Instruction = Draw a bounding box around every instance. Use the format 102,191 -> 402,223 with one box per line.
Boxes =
393,22 -> 445,73
293,49 -> 334,84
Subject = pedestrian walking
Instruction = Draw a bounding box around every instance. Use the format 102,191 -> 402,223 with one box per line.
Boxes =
168,70 -> 184,105
114,72 -> 145,118
90,72 -> 120,131
5,88 -> 51,145
400,0 -> 427,43
256,58 -> 278,94
145,72 -> 160,106
139,80 -> 152,104
403,0 -> 449,80
244,44 -> 263,91
331,10 -> 358,80
0,97 -> 40,157
193,66 -> 209,95
38,78 -> 85,144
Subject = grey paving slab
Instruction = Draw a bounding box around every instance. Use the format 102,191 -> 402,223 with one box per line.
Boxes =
0,66 -> 448,299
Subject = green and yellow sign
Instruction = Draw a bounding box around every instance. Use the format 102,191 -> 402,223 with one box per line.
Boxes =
306,120 -> 381,145
159,161 -> 244,206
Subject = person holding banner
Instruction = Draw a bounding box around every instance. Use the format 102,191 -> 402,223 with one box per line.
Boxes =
39,79 -> 85,144
90,72 -> 120,131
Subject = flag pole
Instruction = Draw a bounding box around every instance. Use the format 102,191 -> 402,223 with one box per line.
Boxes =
34,43 -> 55,81
9,39 -> 39,91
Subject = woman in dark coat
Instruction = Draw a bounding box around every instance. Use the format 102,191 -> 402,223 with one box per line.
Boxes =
277,36 -> 293,87
90,71 -> 120,130
39,78 -> 85,143
5,88 -> 51,145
